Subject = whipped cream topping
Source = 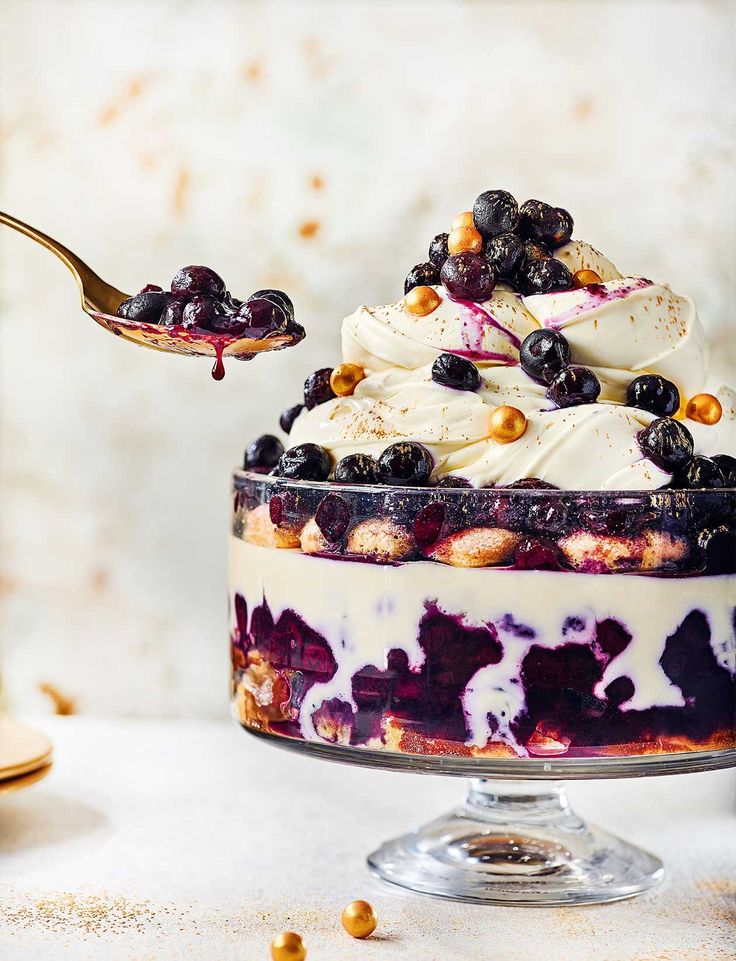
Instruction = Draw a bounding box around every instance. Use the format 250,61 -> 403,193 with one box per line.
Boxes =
290,240 -> 731,490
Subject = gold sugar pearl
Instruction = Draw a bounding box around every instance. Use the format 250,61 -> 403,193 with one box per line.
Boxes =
330,363 -> 365,397
451,211 -> 475,230
271,932 -> 306,961
341,900 -> 377,940
572,268 -> 602,288
448,226 -> 483,255
404,285 -> 441,316
686,393 -> 722,426
489,405 -> 527,444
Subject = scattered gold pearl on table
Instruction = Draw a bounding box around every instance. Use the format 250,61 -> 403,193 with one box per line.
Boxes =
489,405 -> 527,444
448,225 -> 484,255
404,285 -> 441,316
270,931 -> 306,961
686,392 -> 722,425
330,363 -> 365,397
341,900 -> 377,939
572,268 -> 602,288
451,211 -> 474,230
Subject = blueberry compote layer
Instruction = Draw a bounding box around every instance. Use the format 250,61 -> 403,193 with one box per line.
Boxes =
230,475 -> 736,761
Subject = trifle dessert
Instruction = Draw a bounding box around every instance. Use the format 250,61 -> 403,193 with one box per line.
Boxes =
229,190 -> 735,764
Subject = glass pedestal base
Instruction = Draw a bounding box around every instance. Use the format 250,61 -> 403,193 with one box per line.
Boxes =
368,779 -> 664,906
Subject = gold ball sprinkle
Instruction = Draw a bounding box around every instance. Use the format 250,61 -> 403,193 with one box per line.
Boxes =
686,393 -> 722,426
271,932 -> 306,961
404,285 -> 441,316
572,268 -> 602,288
330,363 -> 365,397
341,900 -> 377,940
489,405 -> 527,444
451,211 -> 475,230
448,226 -> 483,255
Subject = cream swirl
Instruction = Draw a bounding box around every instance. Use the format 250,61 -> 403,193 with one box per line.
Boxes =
290,241 -> 727,490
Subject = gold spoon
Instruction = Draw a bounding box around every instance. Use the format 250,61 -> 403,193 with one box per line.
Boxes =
0,210 -> 304,379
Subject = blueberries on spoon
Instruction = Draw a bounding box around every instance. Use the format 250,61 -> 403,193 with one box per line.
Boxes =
117,290 -> 171,324
637,417 -> 694,472
377,442 -> 434,486
405,262 -> 440,294
519,200 -> 574,248
249,288 -> 294,321
431,353 -> 482,391
304,368 -> 336,410
519,329 -> 571,384
440,252 -> 496,301
276,443 -> 332,481
428,233 -> 450,269
334,452 -> 379,484
279,404 -> 305,435
244,434 -> 285,471
160,300 -> 185,327
171,265 -> 226,299
473,190 -> 519,238
546,366 -> 600,408
182,294 -> 218,330
235,297 -> 288,337
627,375 -> 680,417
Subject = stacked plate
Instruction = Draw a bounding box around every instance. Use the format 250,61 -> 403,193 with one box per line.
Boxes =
0,718 -> 53,796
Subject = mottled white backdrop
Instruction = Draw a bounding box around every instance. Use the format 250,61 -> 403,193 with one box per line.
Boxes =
1,0 -> 734,717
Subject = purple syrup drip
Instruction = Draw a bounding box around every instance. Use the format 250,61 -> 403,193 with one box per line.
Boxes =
538,278 -> 654,330
446,294 -> 522,359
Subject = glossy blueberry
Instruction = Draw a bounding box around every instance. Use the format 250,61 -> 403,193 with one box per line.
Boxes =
276,443 -> 331,481
171,265 -> 226,299
414,502 -> 446,546
279,404 -> 305,435
712,454 -> 736,487
138,283 -> 163,294
334,452 -> 379,484
484,232 -> 525,279
377,442 -> 433,486
626,375 -> 680,417
182,294 -> 217,330
440,252 -> 496,301
249,288 -> 295,321
117,290 -> 171,324
472,189 -> 519,238
404,261 -> 440,295
506,478 -> 559,490
516,257 -> 573,296
235,298 -> 288,337
526,499 -> 569,535
206,312 -> 250,336
304,368 -> 336,410
546,366 -> 600,408
519,329 -> 571,384
431,353 -> 481,391
637,417 -> 694,472
697,525 -> 736,574
160,300 -> 185,327
428,233 -> 450,269
518,200 -> 574,248
315,493 -> 352,541
436,476 -> 473,488
244,434 -> 285,471
671,456 -> 726,490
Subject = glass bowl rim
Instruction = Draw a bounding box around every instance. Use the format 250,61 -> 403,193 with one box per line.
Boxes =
233,469 -> 736,499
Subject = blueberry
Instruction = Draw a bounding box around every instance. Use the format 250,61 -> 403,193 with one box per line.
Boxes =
315,493 -> 352,542
377,442 -> 433,486
414,502 -> 446,546
519,200 -> 574,248
171,266 -> 226,299
672,456 -> 726,489
521,239 -> 551,266
697,526 -> 736,574
627,375 -> 680,417
484,232 -> 525,279
526,499 -> 569,535
206,313 -> 250,337
436,476 -> 472,488
235,298 -> 288,338
276,443 -> 331,481
244,434 -> 285,471
304,368 -> 336,410
514,537 -> 561,570
279,404 -> 305,435
182,294 -> 217,330
472,190 -> 519,238
506,478 -> 559,490
519,329 -> 571,384
334,452 -> 379,484
428,233 -> 450,269
160,300 -> 185,327
404,262 -> 440,295
440,252 -> 496,301
547,366 -> 600,407
637,417 -> 694,472
117,291 -> 171,324
431,353 -> 481,391
516,258 -> 573,296
712,454 -> 736,487
249,288 -> 294,321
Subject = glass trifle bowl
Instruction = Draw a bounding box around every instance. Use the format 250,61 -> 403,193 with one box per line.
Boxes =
229,474 -> 736,905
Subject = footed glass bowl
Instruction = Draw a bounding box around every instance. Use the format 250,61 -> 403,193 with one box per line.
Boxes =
229,472 -> 736,905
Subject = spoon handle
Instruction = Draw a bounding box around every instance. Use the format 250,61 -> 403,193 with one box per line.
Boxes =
0,210 -> 128,313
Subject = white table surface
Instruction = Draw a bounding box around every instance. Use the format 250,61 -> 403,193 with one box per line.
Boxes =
0,717 -> 734,961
